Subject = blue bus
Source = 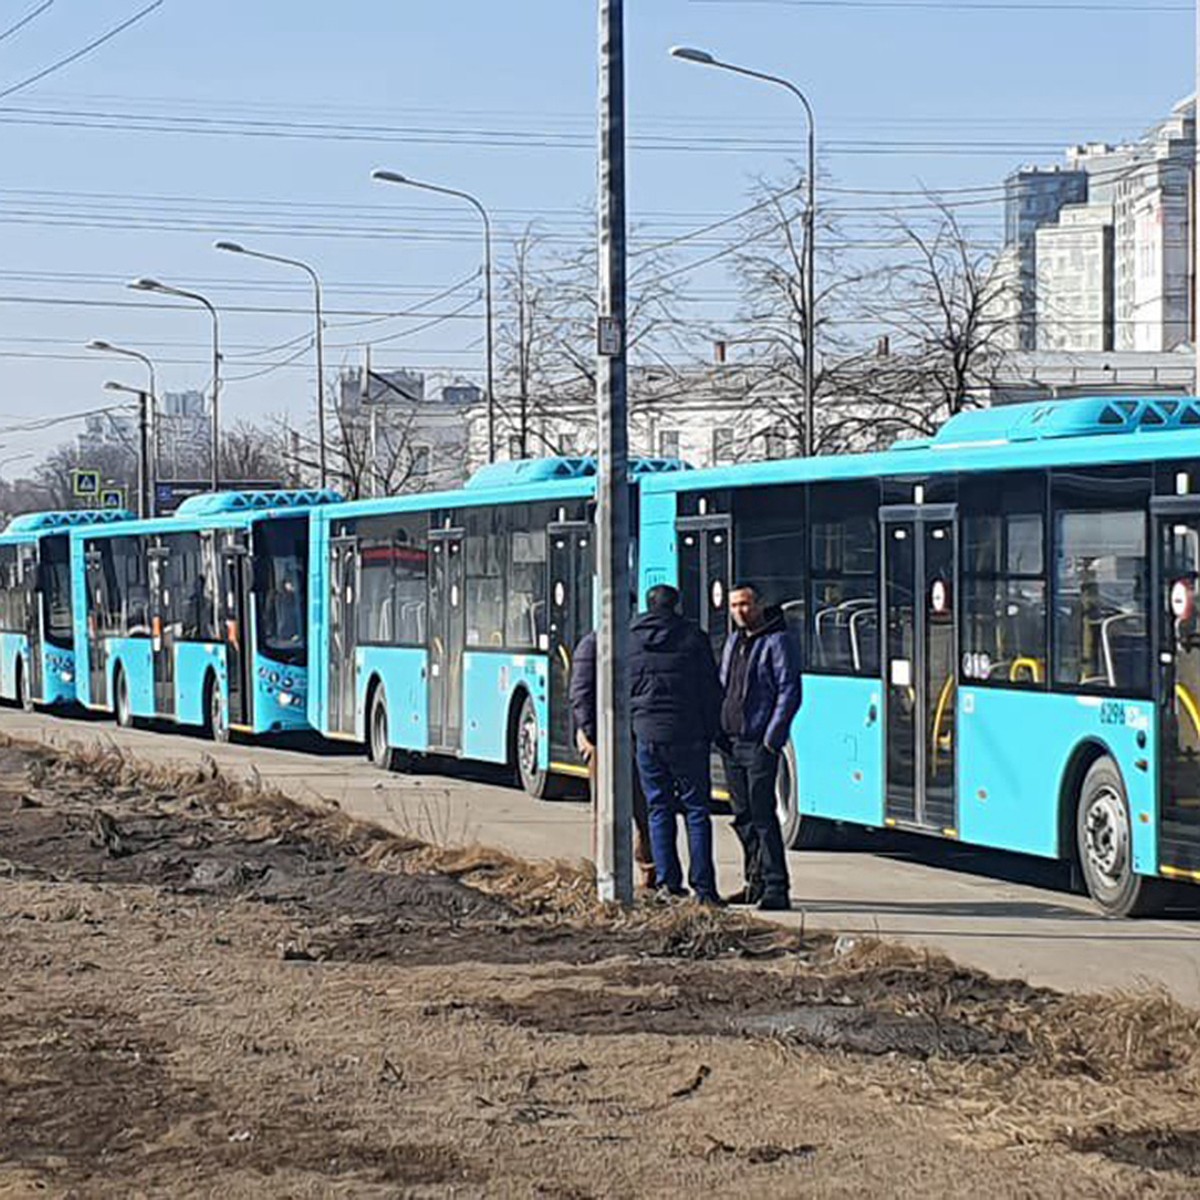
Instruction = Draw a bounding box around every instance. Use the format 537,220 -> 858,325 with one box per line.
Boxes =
637,395 -> 1200,917
308,458 -> 682,795
0,509 -> 134,710
72,489 -> 338,739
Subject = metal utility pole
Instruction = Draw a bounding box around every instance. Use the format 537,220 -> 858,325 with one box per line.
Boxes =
102,381 -> 151,518
128,278 -> 221,490
671,47 -> 818,454
87,339 -> 159,515
1195,0 -> 1200,388
371,169 -> 497,463
595,0 -> 633,906
215,241 -> 328,486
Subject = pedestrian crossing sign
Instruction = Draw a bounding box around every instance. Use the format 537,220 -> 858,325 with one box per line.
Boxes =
72,468 -> 100,498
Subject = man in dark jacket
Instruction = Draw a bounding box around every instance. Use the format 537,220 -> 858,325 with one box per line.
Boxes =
719,583 -> 803,912
628,584 -> 723,904
568,630 -> 657,889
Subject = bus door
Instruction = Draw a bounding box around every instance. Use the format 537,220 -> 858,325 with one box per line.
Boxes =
147,541 -> 174,717
428,528 -> 465,752
1153,496 -> 1200,871
84,541 -> 108,707
676,515 -> 732,661
19,543 -> 42,701
218,531 -> 253,729
547,522 -> 593,766
327,536 -> 359,736
881,505 -> 958,833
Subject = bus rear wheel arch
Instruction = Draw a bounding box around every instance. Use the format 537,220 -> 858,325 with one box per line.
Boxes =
204,672 -> 229,744
510,690 -> 567,800
16,655 -> 33,713
1074,754 -> 1168,918
776,740 -> 836,850
113,664 -> 133,729
366,680 -> 406,772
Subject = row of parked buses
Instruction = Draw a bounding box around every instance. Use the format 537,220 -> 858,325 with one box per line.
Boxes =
8,395 -> 1200,916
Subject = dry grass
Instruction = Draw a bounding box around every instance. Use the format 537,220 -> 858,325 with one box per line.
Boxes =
12,728 -> 1200,1159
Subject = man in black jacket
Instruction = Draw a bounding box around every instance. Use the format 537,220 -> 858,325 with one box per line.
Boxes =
568,630 -> 656,889
628,584 -> 723,904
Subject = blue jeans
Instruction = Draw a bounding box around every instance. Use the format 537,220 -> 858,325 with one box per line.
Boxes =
634,740 -> 717,901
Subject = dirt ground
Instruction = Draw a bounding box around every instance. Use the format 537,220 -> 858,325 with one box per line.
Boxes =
3,736 -> 1200,1197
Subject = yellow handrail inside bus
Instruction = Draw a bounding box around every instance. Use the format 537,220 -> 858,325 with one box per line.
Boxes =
1010,656 -> 1042,683
931,674 -> 955,769
557,645 -> 571,674
1176,682 -> 1200,742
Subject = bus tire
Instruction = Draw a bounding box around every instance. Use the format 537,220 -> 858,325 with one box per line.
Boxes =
205,674 -> 229,744
513,691 -> 563,799
113,665 -> 133,729
367,685 -> 401,772
777,740 -> 835,850
16,657 -> 33,713
1076,755 -> 1167,918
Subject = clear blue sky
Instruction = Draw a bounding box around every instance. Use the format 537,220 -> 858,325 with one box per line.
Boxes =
0,0 -> 1190,469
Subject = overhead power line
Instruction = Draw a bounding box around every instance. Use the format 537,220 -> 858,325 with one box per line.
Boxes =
689,0 -> 1186,11
0,1 -> 54,47
0,0 -> 165,103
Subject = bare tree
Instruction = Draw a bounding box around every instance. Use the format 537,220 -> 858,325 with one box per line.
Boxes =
833,199 -> 1013,446
219,419 -> 290,485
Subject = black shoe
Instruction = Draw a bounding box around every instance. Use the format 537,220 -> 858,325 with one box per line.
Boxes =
757,894 -> 791,913
723,886 -> 763,906
696,894 -> 727,909
653,886 -> 688,904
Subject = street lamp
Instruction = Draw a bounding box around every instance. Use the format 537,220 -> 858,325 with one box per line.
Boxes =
214,240 -> 328,487
87,339 -> 158,513
103,380 -> 153,518
127,277 -> 222,490
371,168 -> 497,463
671,46 -> 818,456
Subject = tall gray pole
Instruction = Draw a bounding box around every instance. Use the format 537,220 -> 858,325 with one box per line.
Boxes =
1195,0 -> 1199,387
595,0 -> 633,906
137,391 -> 151,519
802,105 -> 816,456
669,49 -> 818,454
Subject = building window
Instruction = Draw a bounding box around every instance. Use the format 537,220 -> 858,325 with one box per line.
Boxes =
763,426 -> 790,460
659,430 -> 680,459
712,427 -> 734,465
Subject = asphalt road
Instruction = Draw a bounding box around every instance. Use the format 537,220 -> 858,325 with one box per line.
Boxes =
6,706 -> 1200,1004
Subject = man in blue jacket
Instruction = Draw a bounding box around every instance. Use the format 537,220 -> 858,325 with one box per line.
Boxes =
628,584 -> 723,904
719,583 -> 803,912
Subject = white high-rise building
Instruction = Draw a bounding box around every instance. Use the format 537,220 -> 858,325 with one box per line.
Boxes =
1035,204 -> 1114,352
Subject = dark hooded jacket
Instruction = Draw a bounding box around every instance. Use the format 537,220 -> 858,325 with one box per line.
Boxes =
628,608 -> 723,747
720,606 -> 803,752
569,631 -> 597,743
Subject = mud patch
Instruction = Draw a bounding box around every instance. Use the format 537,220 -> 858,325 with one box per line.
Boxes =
0,1004 -> 206,1174
1068,1127 -> 1200,1179
471,958 -> 1033,1060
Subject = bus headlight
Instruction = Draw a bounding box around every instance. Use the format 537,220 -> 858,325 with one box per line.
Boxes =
278,691 -> 294,707
60,670 -> 74,684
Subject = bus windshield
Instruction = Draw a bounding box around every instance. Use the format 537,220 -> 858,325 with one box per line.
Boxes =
41,535 -> 72,648
255,517 -> 307,666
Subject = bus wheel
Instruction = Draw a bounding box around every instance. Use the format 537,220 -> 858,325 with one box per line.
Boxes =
17,658 -> 33,713
777,741 -> 834,850
368,686 -> 400,772
1076,756 -> 1167,918
514,692 -> 556,799
206,676 -> 229,744
114,667 -> 133,729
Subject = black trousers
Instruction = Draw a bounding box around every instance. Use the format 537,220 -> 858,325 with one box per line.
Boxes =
721,739 -> 791,900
